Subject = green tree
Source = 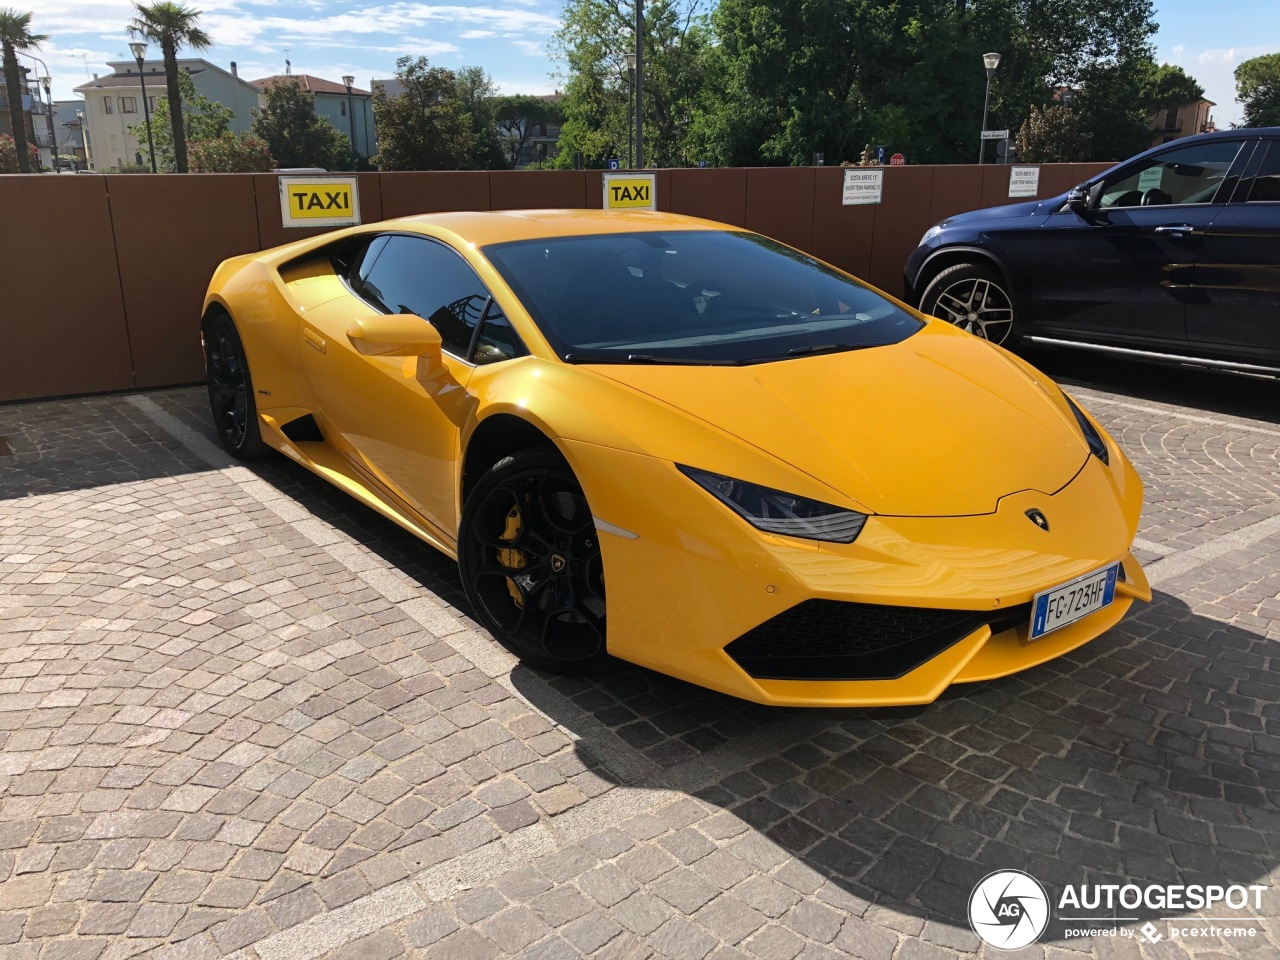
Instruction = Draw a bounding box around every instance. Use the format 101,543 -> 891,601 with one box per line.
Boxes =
0,130 -> 36,172
128,1 -> 211,173
0,8 -> 46,174
1073,57 -> 1158,161
250,78 -> 350,170
551,0 -> 710,168
1235,52 -> 1280,128
494,94 -> 563,168
1015,103 -> 1093,162
689,0 -> 1158,166
189,131 -> 273,171
372,56 -> 474,170
131,67 -> 231,170
454,65 -> 506,169
1142,62 -> 1204,113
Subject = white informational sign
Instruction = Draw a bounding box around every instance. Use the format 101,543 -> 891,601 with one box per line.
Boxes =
981,129 -> 1010,140
278,176 -> 361,229
842,168 -> 884,205
602,172 -> 657,210
1008,166 -> 1041,198
1137,166 -> 1164,191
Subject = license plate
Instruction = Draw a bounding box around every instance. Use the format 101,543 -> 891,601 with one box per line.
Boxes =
1030,563 -> 1119,641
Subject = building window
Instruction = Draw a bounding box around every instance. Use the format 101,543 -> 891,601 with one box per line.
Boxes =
148,97 -> 156,111
340,100 -> 347,116
103,98 -> 113,114
120,96 -> 138,113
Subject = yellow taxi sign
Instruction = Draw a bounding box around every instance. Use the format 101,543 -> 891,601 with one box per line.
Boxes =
602,172 -> 656,211
279,176 -> 361,228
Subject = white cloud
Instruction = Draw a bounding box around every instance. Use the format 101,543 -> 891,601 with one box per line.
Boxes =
460,29 -> 496,38
511,39 -> 543,56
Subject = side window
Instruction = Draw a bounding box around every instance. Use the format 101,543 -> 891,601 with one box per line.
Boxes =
359,236 -> 491,356
1100,140 -> 1245,208
472,303 -> 528,365
1245,144 -> 1280,202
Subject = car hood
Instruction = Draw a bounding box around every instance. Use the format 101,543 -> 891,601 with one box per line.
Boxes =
939,195 -> 1060,226
587,323 -> 1089,517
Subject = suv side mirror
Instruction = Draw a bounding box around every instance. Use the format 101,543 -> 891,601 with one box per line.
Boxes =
1067,182 -> 1105,216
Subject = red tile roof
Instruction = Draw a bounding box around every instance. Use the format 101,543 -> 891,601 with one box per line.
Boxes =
252,75 -> 371,97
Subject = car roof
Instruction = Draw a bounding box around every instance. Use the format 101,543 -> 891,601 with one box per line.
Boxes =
385,209 -> 726,246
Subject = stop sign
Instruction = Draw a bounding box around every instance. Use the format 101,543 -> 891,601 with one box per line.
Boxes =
890,153 -> 906,166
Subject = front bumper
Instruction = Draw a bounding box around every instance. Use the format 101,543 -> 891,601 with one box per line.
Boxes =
564,440 -> 1147,707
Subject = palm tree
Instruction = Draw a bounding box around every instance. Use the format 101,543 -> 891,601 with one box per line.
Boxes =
0,9 -> 46,174
128,1 -> 210,172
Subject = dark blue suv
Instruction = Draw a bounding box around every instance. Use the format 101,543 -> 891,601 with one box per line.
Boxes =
905,129 -> 1280,375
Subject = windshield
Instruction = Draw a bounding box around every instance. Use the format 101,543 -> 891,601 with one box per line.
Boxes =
482,230 -> 923,365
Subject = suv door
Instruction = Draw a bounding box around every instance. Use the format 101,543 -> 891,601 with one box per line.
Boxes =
1185,138 -> 1280,363
1029,138 -> 1250,347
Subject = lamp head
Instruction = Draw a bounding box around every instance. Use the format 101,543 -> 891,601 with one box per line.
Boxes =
129,41 -> 147,63
342,75 -> 354,88
40,75 -> 51,94
983,52 -> 1001,72
624,52 -> 636,71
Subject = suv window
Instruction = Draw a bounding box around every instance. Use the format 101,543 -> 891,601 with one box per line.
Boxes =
359,235 -> 491,357
1244,143 -> 1280,202
1101,140 -> 1245,208
472,302 -> 527,365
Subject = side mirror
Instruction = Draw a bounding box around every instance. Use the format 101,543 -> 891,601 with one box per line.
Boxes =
346,315 -> 443,359
1067,182 -> 1105,217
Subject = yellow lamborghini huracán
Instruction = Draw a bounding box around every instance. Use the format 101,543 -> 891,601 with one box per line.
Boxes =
201,210 -> 1149,707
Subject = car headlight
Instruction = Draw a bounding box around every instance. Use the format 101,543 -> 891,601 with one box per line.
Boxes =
1062,393 -> 1109,465
677,465 -> 867,543
919,224 -> 944,246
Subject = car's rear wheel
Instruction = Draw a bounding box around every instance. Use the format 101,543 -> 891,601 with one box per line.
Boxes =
458,449 -> 610,674
204,312 -> 268,459
919,262 -> 1018,346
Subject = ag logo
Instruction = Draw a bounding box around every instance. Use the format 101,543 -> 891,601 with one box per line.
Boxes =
969,870 -> 1049,950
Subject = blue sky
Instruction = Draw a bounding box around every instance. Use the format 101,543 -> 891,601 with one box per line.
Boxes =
34,0 -> 1278,128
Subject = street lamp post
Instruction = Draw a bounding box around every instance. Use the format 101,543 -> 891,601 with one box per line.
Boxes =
342,75 -> 356,171
634,0 -> 644,169
623,52 -> 636,168
129,41 -> 158,173
39,75 -> 57,173
978,51 -> 1001,165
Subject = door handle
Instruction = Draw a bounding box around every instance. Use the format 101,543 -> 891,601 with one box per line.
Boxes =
303,329 -> 327,354
1153,224 -> 1200,237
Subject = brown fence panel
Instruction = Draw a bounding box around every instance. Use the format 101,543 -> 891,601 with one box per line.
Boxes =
1070,162 -> 1115,185
668,169 -> 748,225
380,171 -> 491,217
253,171 -> 383,251
1035,164 -> 1078,200
809,167 -> 877,281
744,168 -> 816,252
927,165 -> 983,225
107,174 -> 262,388
490,170 -> 587,210
979,164 -> 1015,208
868,166 -> 935,294
0,176 -> 134,402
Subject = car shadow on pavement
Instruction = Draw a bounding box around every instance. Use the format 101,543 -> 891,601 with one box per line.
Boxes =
1027,345 -> 1280,428
511,589 -> 1280,946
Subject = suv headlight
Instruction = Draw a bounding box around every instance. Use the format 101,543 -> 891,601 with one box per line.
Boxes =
919,224 -> 944,246
678,465 -> 867,543
1062,393 -> 1109,465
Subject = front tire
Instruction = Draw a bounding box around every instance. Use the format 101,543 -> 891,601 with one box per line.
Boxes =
204,312 -> 268,459
458,450 -> 610,674
919,262 -> 1019,346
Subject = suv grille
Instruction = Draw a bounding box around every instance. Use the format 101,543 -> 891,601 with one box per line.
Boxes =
725,599 -> 1031,681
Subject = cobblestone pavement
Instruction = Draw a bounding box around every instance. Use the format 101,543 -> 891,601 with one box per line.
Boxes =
1,351 -> 1279,960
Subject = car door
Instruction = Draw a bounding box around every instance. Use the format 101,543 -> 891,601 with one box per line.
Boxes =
299,233 -> 493,538
1185,139 -> 1280,363
1028,138 -> 1250,347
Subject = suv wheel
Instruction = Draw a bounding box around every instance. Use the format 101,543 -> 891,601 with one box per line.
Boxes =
919,263 -> 1018,346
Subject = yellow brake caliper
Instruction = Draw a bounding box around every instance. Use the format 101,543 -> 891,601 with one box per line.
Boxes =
497,503 -> 526,608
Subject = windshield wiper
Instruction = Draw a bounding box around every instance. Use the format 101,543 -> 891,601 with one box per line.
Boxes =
564,352 -> 740,366
744,341 -> 897,364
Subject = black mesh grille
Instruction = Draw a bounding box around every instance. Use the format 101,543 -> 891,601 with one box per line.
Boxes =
725,599 -> 1032,681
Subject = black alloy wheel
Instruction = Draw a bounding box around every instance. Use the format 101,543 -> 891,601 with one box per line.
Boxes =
919,262 -> 1019,346
459,449 -> 610,673
204,312 -> 267,459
